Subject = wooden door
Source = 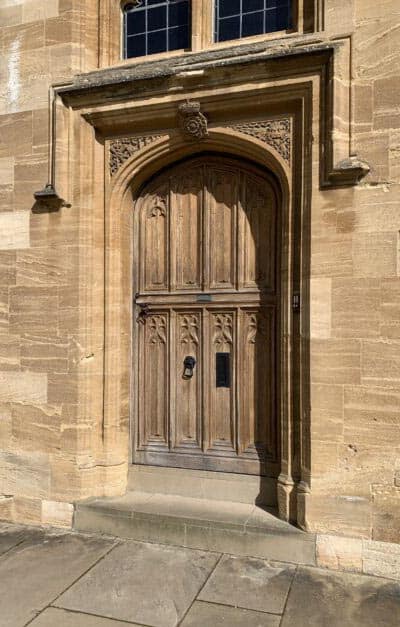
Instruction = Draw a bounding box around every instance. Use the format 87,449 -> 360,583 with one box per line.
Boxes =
133,156 -> 279,476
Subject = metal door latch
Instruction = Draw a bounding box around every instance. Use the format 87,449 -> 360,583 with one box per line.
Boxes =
136,302 -> 150,324
183,356 -> 196,379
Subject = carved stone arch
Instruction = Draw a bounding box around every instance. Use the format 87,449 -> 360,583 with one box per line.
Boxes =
111,129 -> 291,204
106,128 -> 307,526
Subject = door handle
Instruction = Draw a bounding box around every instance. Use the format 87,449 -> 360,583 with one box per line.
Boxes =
183,356 -> 196,379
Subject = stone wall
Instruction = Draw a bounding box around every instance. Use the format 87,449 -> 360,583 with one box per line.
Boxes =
0,0 -> 399,541
0,0 -> 104,527
307,0 -> 400,542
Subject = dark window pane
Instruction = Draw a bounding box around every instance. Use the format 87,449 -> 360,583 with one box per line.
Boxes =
244,0 -> 265,11
168,25 -> 189,50
276,4 -> 291,29
147,29 -> 167,54
126,34 -> 146,58
147,6 -> 167,31
265,5 -> 290,32
218,16 -> 241,41
218,0 -> 240,18
124,0 -> 191,58
169,1 -> 189,27
215,0 -> 292,42
242,11 -> 264,37
126,10 -> 145,36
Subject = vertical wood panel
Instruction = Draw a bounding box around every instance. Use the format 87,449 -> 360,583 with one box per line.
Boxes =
208,169 -> 237,290
173,311 -> 202,449
171,169 -> 203,290
239,308 -> 275,457
142,186 -> 169,291
241,175 -> 276,290
207,311 -> 236,452
138,313 -> 169,448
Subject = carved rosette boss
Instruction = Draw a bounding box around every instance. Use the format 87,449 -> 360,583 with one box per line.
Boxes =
178,101 -> 208,140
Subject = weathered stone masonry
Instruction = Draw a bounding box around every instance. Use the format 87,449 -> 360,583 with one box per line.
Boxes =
0,1 -> 399,571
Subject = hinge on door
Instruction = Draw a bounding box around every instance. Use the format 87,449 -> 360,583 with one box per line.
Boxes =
292,292 -> 300,313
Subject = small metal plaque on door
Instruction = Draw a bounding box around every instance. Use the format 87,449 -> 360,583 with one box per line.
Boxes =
216,353 -> 230,388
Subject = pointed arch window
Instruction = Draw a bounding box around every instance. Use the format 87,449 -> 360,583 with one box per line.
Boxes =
123,0 -> 191,59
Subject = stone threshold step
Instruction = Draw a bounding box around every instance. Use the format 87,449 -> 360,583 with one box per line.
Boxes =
74,491 -> 316,566
128,464 -> 277,506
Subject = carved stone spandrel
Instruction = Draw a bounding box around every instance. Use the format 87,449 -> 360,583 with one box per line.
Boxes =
230,118 -> 292,164
110,135 -> 163,176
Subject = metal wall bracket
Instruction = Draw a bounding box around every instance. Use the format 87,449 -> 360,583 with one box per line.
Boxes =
33,183 -> 69,212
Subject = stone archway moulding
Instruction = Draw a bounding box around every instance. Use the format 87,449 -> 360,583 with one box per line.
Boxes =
51,42 -> 370,528
104,127 -> 301,525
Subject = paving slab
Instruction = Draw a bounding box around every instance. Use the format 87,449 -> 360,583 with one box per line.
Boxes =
281,566 -> 400,627
56,540 -> 220,627
198,554 -> 296,614
30,607 -> 142,626
0,530 -> 116,627
181,600 -> 281,626
0,523 -> 28,556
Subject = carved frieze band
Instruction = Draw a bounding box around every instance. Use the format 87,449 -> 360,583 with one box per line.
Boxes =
110,135 -> 163,176
109,117 -> 291,176
229,119 -> 291,164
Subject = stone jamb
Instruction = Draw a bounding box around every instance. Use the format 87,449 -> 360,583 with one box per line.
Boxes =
52,41 -> 363,527
108,129 -> 299,523
55,63 -> 321,525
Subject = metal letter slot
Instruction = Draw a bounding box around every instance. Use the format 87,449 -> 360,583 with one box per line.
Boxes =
183,356 -> 196,379
216,353 -> 230,388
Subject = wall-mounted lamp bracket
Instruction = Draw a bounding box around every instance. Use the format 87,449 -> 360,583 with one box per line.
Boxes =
33,183 -> 70,212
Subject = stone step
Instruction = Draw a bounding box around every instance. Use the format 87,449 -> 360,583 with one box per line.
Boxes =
74,491 -> 316,566
128,464 -> 277,506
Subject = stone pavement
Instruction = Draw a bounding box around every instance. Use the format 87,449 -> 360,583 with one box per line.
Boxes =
1,523 -> 399,627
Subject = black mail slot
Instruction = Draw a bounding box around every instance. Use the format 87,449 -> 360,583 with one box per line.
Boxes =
216,353 -> 230,388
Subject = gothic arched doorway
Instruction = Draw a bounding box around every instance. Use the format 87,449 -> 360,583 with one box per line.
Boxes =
132,155 -> 281,482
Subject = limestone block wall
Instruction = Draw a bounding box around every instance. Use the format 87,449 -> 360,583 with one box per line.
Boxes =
0,0 -> 398,542
307,0 -> 400,541
0,0 -> 104,526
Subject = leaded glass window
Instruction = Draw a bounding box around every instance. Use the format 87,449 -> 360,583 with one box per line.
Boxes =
123,0 -> 190,59
214,0 -> 292,43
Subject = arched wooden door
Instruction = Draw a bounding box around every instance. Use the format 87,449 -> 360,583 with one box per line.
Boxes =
132,155 -> 280,477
